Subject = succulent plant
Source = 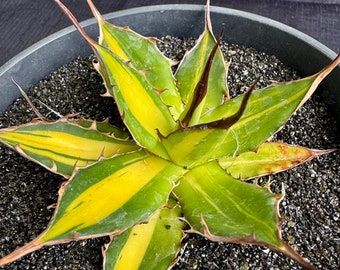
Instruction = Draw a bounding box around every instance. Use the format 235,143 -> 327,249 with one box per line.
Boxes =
0,0 -> 339,269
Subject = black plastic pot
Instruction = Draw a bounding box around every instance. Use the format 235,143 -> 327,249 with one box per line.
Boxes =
0,4 -> 339,118
0,4 -> 339,269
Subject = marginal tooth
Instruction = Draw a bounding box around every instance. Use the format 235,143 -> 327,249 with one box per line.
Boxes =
50,161 -> 58,173
90,120 -> 97,130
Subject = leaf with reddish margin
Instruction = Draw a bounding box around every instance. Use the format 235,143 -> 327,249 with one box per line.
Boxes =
218,142 -> 334,180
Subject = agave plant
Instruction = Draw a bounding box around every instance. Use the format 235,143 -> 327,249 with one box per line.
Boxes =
0,0 -> 339,269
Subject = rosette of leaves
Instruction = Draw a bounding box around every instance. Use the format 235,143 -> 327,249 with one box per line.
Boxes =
0,0 -> 339,269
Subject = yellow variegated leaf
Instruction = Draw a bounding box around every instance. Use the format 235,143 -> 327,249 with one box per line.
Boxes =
40,151 -> 184,241
87,0 -> 183,120
56,1 -> 178,158
0,119 -> 139,177
218,142 -> 332,180
103,198 -> 184,270
0,151 -> 186,265
93,45 -> 177,158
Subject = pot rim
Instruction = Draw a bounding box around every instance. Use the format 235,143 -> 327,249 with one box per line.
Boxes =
1,4 -> 337,72
0,4 -> 339,115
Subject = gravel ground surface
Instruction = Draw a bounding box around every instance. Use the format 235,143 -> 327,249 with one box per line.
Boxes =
0,37 -> 339,269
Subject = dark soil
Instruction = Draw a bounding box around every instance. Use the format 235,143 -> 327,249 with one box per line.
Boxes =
0,37 -> 339,269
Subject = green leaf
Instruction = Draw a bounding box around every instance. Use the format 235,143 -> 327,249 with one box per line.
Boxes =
103,198 -> 184,270
218,142 -> 331,180
175,7 -> 227,125
174,161 -> 282,246
0,119 -> 139,177
162,57 -> 340,168
87,1 -> 183,120
174,160 -> 319,268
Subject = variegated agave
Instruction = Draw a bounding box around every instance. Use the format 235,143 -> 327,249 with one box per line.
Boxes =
0,0 -> 339,269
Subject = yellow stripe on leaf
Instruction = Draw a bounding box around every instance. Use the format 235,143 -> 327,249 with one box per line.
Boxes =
88,0 -> 183,119
113,211 -> 160,270
0,120 -> 139,176
94,45 -> 177,158
104,199 -> 184,270
2,130 -> 131,160
38,151 -> 185,242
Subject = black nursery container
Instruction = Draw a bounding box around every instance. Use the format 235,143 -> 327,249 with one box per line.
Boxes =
0,4 -> 339,117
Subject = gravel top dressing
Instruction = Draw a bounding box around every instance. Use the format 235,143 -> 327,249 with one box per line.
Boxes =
0,37 -> 339,269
